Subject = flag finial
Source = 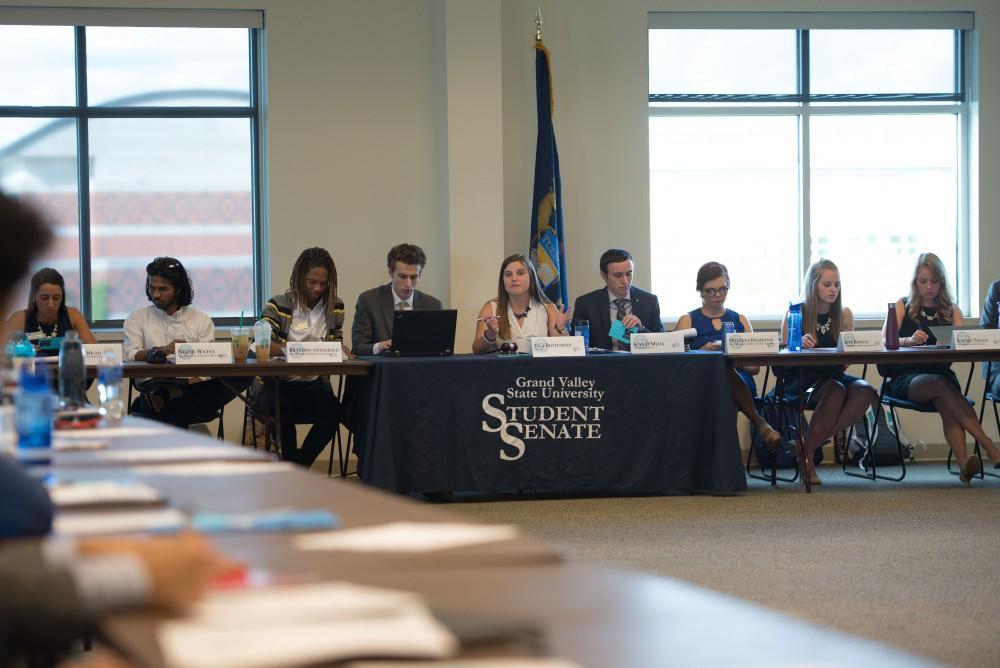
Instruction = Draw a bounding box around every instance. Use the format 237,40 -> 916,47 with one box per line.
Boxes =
535,7 -> 543,43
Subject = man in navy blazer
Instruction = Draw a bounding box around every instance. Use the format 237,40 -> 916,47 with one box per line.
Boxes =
351,243 -> 443,355
981,278 -> 1000,396
572,248 -> 664,350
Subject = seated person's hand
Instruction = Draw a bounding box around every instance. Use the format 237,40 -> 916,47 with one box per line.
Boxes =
341,343 -> 353,359
701,340 -> 722,351
621,314 -> 642,330
801,332 -> 816,349
555,305 -> 572,334
484,316 -> 500,337
906,329 -> 929,346
374,339 -> 392,354
79,533 -> 237,611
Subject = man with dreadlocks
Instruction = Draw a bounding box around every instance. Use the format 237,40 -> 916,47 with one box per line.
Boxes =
258,247 -> 345,467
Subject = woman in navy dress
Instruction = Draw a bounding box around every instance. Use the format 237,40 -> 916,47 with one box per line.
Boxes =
6,268 -> 96,353
778,259 -> 876,484
880,252 -> 1000,482
674,261 -> 783,451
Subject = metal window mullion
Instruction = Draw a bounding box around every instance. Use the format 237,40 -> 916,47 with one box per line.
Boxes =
74,26 -> 93,321
957,31 -> 972,314
249,28 -> 266,319
799,30 -> 811,292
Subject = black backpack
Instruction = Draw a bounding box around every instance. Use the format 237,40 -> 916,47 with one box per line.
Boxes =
846,407 -> 912,467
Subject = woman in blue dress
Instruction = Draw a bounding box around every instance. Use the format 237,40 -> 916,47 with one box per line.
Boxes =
880,252 -> 1000,482
778,259 -> 876,484
674,261 -> 783,451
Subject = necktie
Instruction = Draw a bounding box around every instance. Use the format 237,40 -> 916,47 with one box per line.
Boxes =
396,301 -> 411,312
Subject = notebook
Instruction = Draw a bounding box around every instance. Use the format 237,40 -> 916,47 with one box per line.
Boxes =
387,309 -> 457,357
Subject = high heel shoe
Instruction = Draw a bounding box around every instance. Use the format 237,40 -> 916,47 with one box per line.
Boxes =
959,455 -> 982,484
760,424 -> 784,452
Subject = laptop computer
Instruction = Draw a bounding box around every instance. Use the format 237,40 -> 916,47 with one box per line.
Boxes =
386,309 -> 457,357
927,324 -> 977,348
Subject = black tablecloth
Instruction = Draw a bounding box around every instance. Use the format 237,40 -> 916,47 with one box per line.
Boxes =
350,352 -> 746,495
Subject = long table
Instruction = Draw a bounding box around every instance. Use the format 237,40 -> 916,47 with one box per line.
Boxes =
726,346 -> 1000,492
67,419 -> 932,667
351,352 -> 746,496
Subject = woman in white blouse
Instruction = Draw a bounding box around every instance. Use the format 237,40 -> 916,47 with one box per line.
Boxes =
472,253 -> 571,354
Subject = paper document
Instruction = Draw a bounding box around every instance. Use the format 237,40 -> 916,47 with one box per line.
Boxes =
95,446 -> 264,463
158,582 -> 458,668
348,660 -> 583,668
131,461 -> 292,476
53,426 -> 173,439
48,480 -> 163,508
295,521 -> 521,553
52,438 -> 108,452
54,508 -> 186,536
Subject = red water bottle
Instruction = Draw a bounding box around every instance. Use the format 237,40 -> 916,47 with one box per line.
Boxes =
884,302 -> 899,350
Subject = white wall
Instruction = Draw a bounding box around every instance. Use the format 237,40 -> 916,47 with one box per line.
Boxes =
5,0 -> 998,450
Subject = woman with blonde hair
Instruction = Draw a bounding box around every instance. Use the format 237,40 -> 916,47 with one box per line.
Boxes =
880,252 -> 1000,482
778,258 -> 876,484
472,254 -> 571,354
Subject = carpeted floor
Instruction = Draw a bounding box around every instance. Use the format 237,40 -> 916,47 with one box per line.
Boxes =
442,462 -> 1000,668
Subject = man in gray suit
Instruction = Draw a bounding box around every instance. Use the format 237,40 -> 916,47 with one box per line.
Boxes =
352,243 -> 443,355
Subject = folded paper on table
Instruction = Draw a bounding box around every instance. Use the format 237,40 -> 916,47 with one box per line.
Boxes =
131,462 -> 293,477
95,446 -> 264,463
54,508 -> 186,536
295,521 -> 520,553
48,480 -> 163,507
158,582 -> 458,668
192,508 -> 338,533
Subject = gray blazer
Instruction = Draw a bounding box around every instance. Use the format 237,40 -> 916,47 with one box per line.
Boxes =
351,284 -> 443,355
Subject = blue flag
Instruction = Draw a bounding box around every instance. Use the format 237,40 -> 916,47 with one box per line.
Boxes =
529,42 -> 567,306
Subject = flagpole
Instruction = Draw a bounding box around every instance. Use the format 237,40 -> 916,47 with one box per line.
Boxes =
535,7 -> 543,43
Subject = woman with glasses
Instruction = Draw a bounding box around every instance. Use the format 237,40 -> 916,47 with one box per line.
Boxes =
879,252 -> 1000,482
674,261 -> 784,452
777,258 -> 876,484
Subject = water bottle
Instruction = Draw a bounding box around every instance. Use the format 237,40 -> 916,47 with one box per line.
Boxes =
9,331 -> 36,376
884,302 -> 900,351
787,303 -> 803,352
98,350 -> 125,425
722,321 -> 736,352
58,330 -> 86,408
15,364 -> 53,464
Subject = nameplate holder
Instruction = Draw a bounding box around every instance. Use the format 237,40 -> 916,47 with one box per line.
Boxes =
630,331 -> 685,355
82,344 -> 123,367
529,336 -> 585,358
175,342 -> 233,364
952,329 -> 1000,351
837,331 -> 884,352
286,341 -> 344,363
725,332 -> 779,355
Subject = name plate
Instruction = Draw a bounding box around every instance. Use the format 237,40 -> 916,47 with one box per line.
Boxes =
952,329 -> 1000,350
529,336 -> 586,358
286,341 -> 344,363
724,331 -> 780,355
837,331 -> 884,352
630,331 -> 685,354
175,342 -> 233,364
82,343 -> 123,366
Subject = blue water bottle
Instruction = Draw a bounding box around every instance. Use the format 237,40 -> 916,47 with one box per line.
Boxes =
787,303 -> 803,352
722,321 -> 736,352
16,364 -> 53,465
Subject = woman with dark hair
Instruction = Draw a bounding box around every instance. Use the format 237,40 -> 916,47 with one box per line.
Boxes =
778,258 -> 876,484
6,268 -> 96,353
472,254 -> 571,354
674,261 -> 783,451
880,252 -> 1000,481
256,247 -> 345,467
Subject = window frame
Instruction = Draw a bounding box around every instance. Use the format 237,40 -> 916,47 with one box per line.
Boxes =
0,20 -> 266,328
648,17 -> 975,320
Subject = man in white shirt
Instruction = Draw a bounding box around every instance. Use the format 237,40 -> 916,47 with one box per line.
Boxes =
351,244 -> 443,355
123,257 -> 249,427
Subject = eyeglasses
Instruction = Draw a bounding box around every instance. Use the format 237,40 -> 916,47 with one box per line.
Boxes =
702,286 -> 729,297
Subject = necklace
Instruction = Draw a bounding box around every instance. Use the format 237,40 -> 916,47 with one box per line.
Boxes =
512,305 -> 530,319
816,315 -> 832,335
919,308 -> 939,322
37,320 -> 59,338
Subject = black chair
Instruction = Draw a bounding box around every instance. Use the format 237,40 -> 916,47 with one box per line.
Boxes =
745,367 -> 802,486
328,375 -> 354,478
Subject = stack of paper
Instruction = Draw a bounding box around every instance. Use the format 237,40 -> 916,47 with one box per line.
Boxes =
53,508 -> 186,536
158,582 -> 458,668
294,521 -> 521,553
48,480 -> 163,508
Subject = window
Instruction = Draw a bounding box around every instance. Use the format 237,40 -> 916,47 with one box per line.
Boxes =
648,14 -> 973,320
0,12 -> 264,325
